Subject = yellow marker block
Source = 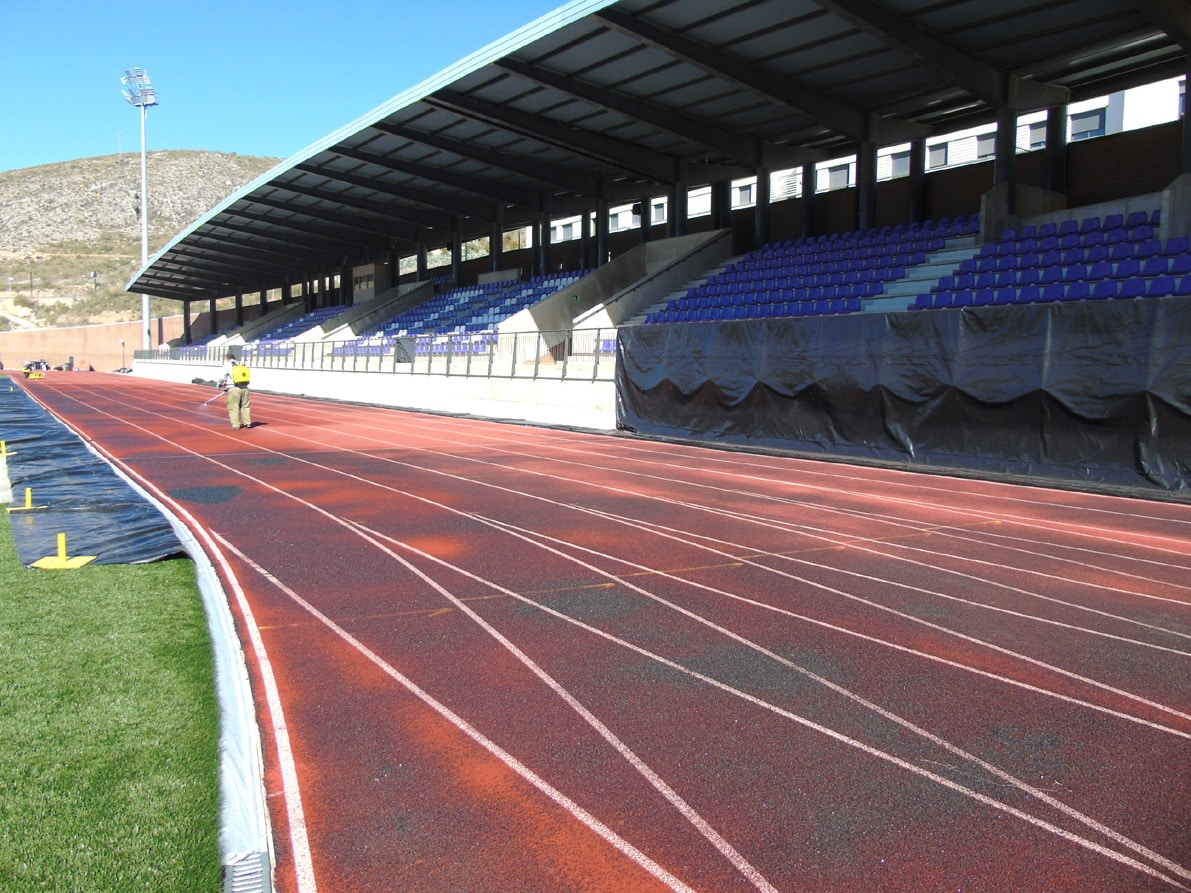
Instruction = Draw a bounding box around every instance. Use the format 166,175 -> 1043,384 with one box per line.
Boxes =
32,533 -> 97,570
7,487 -> 47,513
0,440 -> 13,457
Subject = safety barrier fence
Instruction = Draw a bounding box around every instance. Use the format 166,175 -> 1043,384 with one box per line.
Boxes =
136,327 -> 618,382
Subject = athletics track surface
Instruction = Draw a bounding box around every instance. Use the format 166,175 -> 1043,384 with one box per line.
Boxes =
20,373 -> 1191,893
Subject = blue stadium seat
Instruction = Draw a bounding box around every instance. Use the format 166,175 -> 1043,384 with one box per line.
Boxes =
1017,268 -> 1041,286
1163,236 -> 1191,255
1170,254 -> 1191,276
1112,257 -> 1141,279
994,287 -> 1016,305
1058,220 -> 1080,236
1125,211 -> 1149,228
1147,276 -> 1176,297
1109,242 -> 1134,261
1088,260 -> 1114,280
1061,247 -> 1084,265
1116,278 -> 1146,299
1142,255 -> 1170,277
1062,263 -> 1088,282
1079,216 -> 1101,233
1042,283 -> 1066,302
1039,222 -> 1058,238
1039,265 -> 1063,285
1103,213 -> 1125,229
1134,239 -> 1161,259
1176,276 -> 1191,296
1091,280 -> 1117,300
1064,281 -> 1090,301
1018,285 -> 1041,304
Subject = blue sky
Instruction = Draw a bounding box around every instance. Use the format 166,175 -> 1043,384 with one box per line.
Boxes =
0,0 -> 567,173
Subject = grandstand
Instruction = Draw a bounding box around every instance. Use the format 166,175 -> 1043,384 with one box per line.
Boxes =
123,1 -> 1190,494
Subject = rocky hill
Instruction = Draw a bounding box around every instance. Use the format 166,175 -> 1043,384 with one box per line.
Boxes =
0,151 -> 279,328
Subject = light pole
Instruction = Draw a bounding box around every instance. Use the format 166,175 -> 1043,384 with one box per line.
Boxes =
120,339 -> 126,370
122,67 -> 158,352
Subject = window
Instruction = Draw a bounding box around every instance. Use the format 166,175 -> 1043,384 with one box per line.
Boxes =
1026,121 -> 1047,150
928,143 -> 949,169
652,201 -> 666,225
734,183 -> 754,207
887,150 -> 910,179
827,163 -> 850,190
1070,108 -> 1106,141
976,132 -> 996,159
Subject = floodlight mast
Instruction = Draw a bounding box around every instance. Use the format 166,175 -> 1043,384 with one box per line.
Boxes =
122,67 -> 158,351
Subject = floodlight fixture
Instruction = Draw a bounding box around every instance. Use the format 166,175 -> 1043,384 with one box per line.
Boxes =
121,68 -> 158,110
122,67 -> 158,350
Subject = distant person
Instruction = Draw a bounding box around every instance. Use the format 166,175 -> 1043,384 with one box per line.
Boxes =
218,353 -> 253,430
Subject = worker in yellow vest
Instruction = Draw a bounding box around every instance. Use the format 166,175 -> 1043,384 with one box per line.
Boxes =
219,353 -> 253,430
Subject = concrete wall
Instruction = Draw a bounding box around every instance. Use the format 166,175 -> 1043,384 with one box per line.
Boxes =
133,357 -> 618,431
0,317 -> 184,372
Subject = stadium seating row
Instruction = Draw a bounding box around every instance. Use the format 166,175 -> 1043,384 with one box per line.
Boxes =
912,274 -> 1191,309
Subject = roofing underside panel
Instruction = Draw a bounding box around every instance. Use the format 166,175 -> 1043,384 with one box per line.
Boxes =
129,0 -> 1189,302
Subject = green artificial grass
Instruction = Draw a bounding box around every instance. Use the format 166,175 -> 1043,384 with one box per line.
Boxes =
0,518 -> 222,892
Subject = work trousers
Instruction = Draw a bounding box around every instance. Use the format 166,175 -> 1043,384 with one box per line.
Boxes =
227,386 -> 252,429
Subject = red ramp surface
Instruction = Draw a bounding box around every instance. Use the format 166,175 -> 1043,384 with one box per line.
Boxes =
19,373 -> 1191,893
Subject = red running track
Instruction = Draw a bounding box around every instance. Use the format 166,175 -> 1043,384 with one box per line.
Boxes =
20,373 -> 1191,893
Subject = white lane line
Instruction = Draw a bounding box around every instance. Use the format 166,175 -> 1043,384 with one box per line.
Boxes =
214,537 -> 703,893
351,517 -> 1191,891
260,414 -> 1191,643
341,429 -> 1191,653
569,500 -> 1191,726
20,384 -> 315,893
50,391 -> 1191,737
343,519 -> 780,893
41,397 -> 1186,890
583,436 -> 1191,540
28,393 -> 756,891
266,426 -> 1191,728
210,531 -> 317,893
467,433 -> 1191,569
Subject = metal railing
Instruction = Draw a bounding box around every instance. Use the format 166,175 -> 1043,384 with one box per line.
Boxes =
137,327 -> 618,382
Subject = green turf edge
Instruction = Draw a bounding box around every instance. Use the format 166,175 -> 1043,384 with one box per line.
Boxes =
0,516 -> 223,892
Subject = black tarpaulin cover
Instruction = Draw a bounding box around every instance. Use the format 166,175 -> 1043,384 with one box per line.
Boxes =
1,382 -> 185,565
616,298 -> 1191,493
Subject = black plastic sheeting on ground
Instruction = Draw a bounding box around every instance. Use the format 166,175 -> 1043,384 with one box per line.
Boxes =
616,298 -> 1191,494
0,380 -> 185,566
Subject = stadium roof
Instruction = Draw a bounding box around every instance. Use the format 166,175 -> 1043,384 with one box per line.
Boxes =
130,0 -> 1191,303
